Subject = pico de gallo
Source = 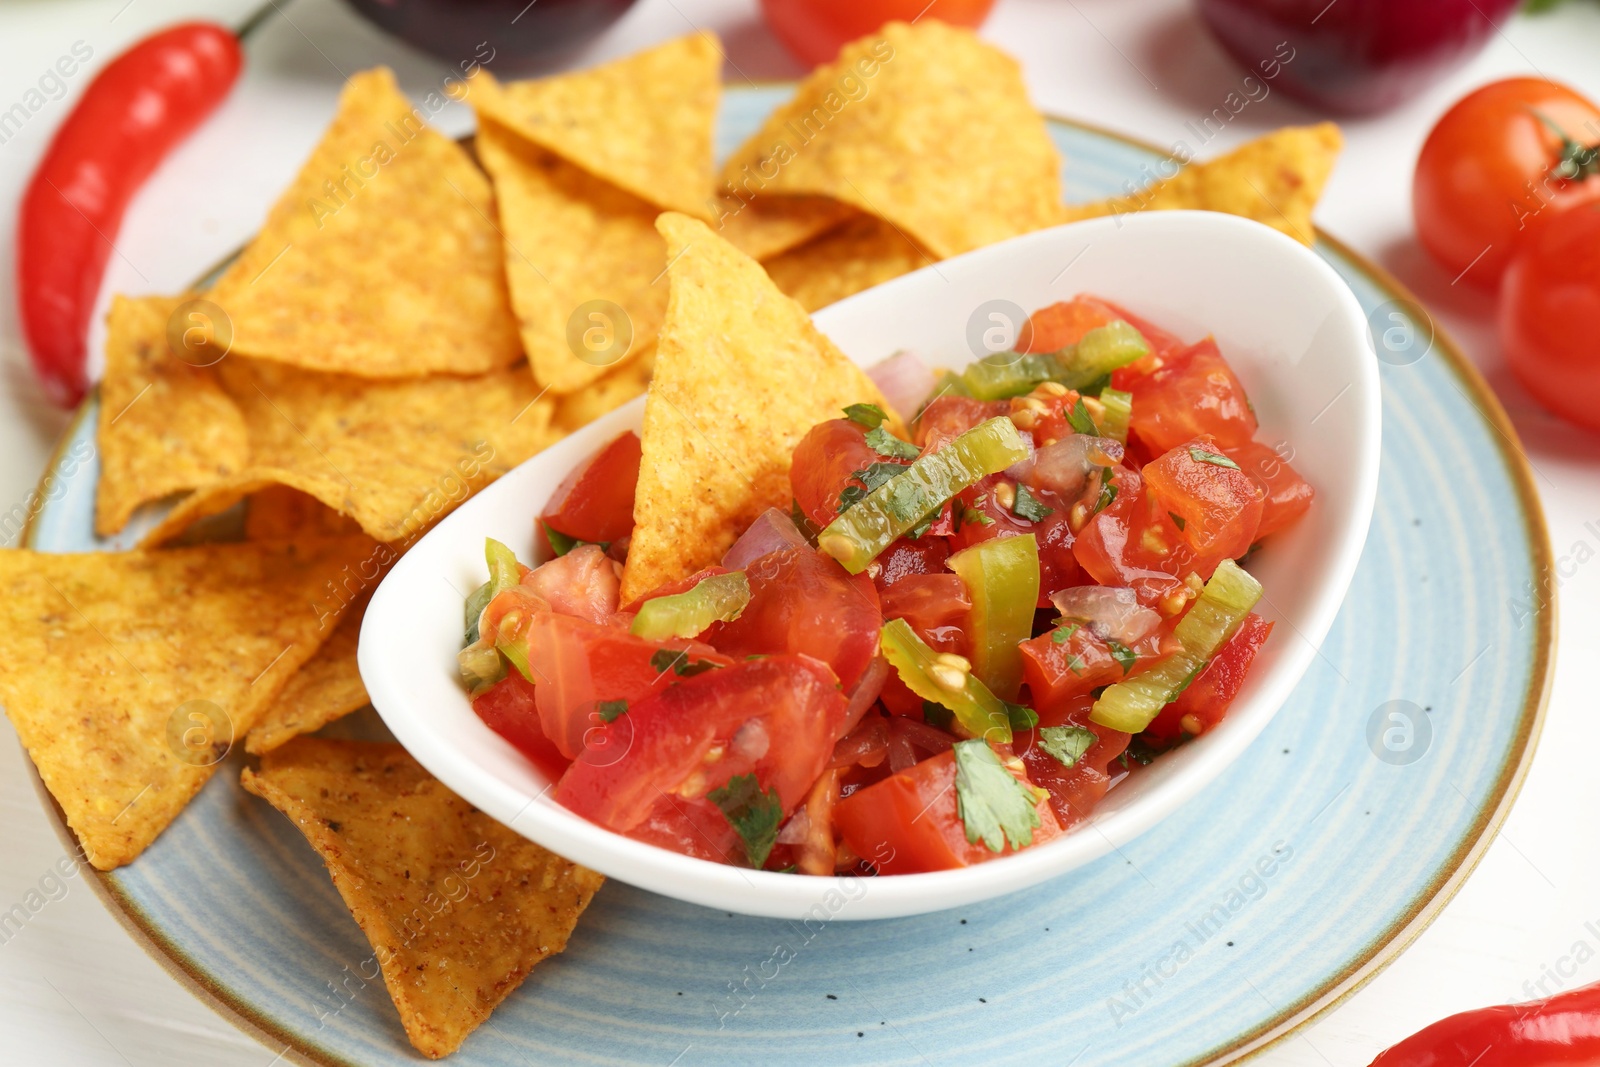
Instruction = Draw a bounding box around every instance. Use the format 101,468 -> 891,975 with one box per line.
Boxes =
456,295 -> 1313,876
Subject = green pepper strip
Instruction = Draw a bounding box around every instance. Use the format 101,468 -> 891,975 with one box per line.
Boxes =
1097,387 -> 1133,444
946,534 -> 1039,701
880,618 -> 1012,744
1089,559 -> 1263,733
960,353 -> 1061,401
482,538 -> 533,684
1050,320 -> 1150,391
630,571 -> 751,641
818,416 -> 1028,574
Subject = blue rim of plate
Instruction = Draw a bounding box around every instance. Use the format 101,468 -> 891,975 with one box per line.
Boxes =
18,96 -> 1554,1067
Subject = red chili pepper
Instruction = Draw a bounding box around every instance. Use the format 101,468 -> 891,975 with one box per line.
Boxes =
16,22 -> 242,407
1370,980 -> 1600,1066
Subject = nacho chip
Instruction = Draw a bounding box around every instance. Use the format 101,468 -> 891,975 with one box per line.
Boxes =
209,68 -> 522,377
473,119 -> 666,396
619,214 -> 898,601
95,294 -> 249,536
714,194 -> 856,261
1062,123 -> 1343,247
246,599 -> 369,754
720,21 -> 1062,259
0,537 -> 373,869
468,34 -> 720,218
552,342 -> 656,433
141,359 -> 556,546
244,484 -> 363,541
763,214 -> 936,311
241,739 -> 604,1059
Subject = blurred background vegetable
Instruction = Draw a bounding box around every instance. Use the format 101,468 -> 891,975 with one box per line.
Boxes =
760,0 -> 995,66
341,0 -> 639,73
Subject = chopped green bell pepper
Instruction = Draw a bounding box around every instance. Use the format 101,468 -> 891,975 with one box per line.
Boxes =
1051,321 -> 1150,390
880,618 -> 1012,744
630,571 -> 751,641
1097,387 -> 1133,444
945,534 -> 1039,701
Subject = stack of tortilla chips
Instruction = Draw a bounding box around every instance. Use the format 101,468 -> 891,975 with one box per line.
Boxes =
0,20 -> 1345,1060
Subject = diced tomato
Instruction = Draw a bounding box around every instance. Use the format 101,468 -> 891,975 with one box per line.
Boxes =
833,748 -> 1062,874
1019,295 -> 1186,362
914,395 -> 1008,451
522,543 -> 620,626
524,611 -> 733,760
879,573 -> 969,642
790,418 -> 905,528
706,545 -> 881,691
873,536 -> 950,589
1144,613 -> 1274,745
617,565 -> 729,616
947,474 -> 1036,553
1071,466 -> 1193,607
556,655 -> 847,836
469,670 -> 570,780
1016,695 -> 1131,829
1225,440 -> 1314,539
1035,506 -> 1083,602
1142,436 -> 1265,562
1019,621 -> 1172,710
1125,338 -> 1257,454
625,794 -> 739,864
539,430 -> 641,550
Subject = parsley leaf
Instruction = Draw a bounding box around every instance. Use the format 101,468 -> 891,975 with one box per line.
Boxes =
1092,469 -> 1118,515
1037,725 -> 1097,768
865,425 -> 919,460
596,699 -> 628,723
1002,700 -> 1039,731
649,648 -> 721,678
1168,511 -> 1186,531
843,403 -> 887,429
1105,637 -> 1137,674
708,774 -> 783,868
1066,397 -> 1098,436
953,740 -> 1042,853
1051,621 -> 1080,645
1012,483 -> 1053,522
1188,446 -> 1241,470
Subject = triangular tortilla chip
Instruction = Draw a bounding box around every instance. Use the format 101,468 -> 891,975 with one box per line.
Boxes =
719,22 -> 1062,259
246,599 -> 369,754
552,341 -> 656,433
0,537 -> 373,869
763,214 -> 936,311
243,484 -> 364,541
141,358 -> 557,546
1062,123 -> 1342,247
95,294 -> 249,535
473,118 -> 667,395
714,194 -> 856,261
209,68 -> 522,377
241,739 -> 604,1059
467,35 -> 720,219
619,214 -> 899,601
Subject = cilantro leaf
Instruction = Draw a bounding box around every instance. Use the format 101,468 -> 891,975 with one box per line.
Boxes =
1002,700 -> 1039,731
922,701 -> 955,730
596,699 -> 628,723
836,484 -> 868,513
843,403 -> 887,429
865,425 -> 919,460
544,522 -> 609,558
1105,637 -> 1137,675
1168,511 -> 1187,531
1092,469 -> 1118,515
1066,397 -> 1098,436
883,476 -> 924,522
1012,483 -> 1053,522
1188,446 -> 1241,470
857,462 -> 906,491
1037,725 -> 1097,768
708,774 -> 783,867
649,648 -> 721,678
953,740 -> 1042,853
1051,622 -> 1080,645
790,498 -> 819,543
1065,653 -> 1086,675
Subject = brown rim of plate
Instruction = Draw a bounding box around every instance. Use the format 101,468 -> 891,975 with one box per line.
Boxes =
15,109 -> 1555,1067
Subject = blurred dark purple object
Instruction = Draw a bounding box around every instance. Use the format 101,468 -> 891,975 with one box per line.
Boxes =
1197,0 -> 1522,115
342,0 -> 638,74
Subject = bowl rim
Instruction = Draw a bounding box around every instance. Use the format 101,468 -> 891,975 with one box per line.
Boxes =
359,209 -> 1384,921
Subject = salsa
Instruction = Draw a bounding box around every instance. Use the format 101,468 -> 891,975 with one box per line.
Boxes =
455,295 -> 1312,875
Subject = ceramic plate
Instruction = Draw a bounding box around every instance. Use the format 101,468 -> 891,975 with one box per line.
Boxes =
20,86 -> 1553,1066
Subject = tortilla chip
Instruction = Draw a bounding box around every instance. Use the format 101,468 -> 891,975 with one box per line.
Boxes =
241,739 -> 604,1059
473,118 -> 666,396
552,342 -> 656,433
244,484 -> 364,541
208,68 -> 522,377
1062,123 -> 1342,247
720,21 -> 1061,259
141,359 -> 556,546
0,538 -> 372,869
763,214 -> 936,311
619,214 -> 898,601
246,599 -> 369,754
95,294 -> 249,536
468,35 -> 720,219
714,195 -> 856,261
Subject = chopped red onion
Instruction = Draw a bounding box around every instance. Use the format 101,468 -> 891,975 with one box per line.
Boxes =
1050,585 -> 1160,644
721,507 -> 808,569
838,655 -> 888,737
1023,435 -> 1125,497
867,350 -> 936,422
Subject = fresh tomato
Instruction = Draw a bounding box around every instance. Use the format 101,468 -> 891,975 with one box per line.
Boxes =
524,611 -> 732,760
1224,440 -> 1314,538
1144,613 -> 1273,745
833,747 -> 1061,874
706,545 -> 881,691
1019,295 -> 1186,363
873,535 -> 951,588
1071,466 -> 1192,609
1141,436 -> 1264,562
913,395 -> 1007,451
1016,695 -> 1130,829
1019,622 -> 1172,710
1500,199 -> 1600,432
625,794 -> 740,864
521,543 -> 620,625
470,669 -> 570,780
759,0 -> 995,66
790,418 -> 907,528
1124,337 -> 1257,455
879,573 -> 969,643
556,655 -> 847,835
539,430 -> 641,551
1414,78 -> 1600,289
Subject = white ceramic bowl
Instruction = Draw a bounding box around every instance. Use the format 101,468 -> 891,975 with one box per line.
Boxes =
361,211 -> 1380,920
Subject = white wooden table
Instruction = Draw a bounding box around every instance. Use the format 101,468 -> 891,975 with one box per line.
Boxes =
2,0 -> 1597,1062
